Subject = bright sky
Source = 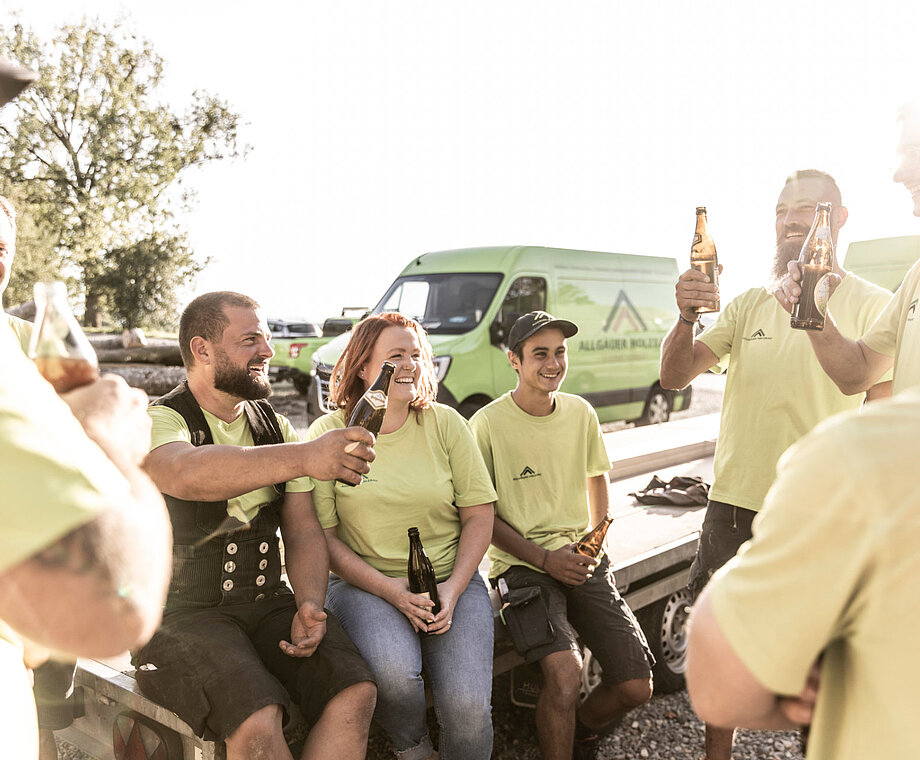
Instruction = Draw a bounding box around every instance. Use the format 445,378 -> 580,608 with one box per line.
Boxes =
17,1 -> 920,323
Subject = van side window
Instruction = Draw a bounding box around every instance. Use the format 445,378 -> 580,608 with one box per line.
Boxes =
493,277 -> 547,345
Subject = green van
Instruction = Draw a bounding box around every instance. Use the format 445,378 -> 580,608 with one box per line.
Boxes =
310,245 -> 691,425
843,234 -> 920,291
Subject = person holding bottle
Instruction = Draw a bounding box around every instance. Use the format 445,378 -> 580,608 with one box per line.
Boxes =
660,170 -> 892,760
775,99 -> 920,397
469,311 -> 653,760
307,311 -> 496,760
0,58 -> 173,759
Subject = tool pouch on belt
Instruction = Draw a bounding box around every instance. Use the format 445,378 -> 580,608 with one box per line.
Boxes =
500,586 -> 555,656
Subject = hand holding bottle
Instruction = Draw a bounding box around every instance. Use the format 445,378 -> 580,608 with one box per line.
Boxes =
29,281 -> 99,392
544,543 -> 596,587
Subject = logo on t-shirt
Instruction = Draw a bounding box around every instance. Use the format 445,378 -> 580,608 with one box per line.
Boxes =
742,328 -> 772,341
908,298 -> 917,321
513,465 -> 541,481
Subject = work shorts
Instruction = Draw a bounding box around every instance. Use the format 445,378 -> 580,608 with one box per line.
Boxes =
132,588 -> 375,742
496,555 -> 654,685
687,500 -> 757,600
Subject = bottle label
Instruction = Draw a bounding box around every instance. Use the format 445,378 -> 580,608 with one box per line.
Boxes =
814,273 -> 832,316
692,232 -> 702,246
365,390 -> 387,410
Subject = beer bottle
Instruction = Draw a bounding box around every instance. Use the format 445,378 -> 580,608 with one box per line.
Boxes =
407,527 -> 441,632
790,202 -> 835,331
573,514 -> 613,560
691,206 -> 719,314
337,361 -> 395,486
29,281 -> 99,393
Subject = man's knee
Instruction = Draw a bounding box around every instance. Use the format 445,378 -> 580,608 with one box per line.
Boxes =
613,677 -> 653,709
226,703 -> 284,755
540,650 -> 583,708
328,680 -> 377,726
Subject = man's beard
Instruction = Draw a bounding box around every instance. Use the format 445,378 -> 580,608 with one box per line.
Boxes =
213,349 -> 272,400
770,239 -> 803,283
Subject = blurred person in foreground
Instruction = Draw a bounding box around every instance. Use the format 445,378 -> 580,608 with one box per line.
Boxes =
0,55 -> 173,759
659,169 -> 891,760
1,192 -> 107,760
776,97 -> 920,397
686,388 -> 920,759
470,311 -> 653,760
137,291 -> 377,760
307,312 -> 496,760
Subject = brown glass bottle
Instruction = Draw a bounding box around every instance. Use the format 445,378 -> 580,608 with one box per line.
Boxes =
691,206 -> 719,314
29,281 -> 99,392
337,361 -> 395,485
790,202 -> 835,331
408,527 -> 441,634
573,514 -> 613,560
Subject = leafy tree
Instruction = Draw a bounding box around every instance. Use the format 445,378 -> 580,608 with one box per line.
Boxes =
97,231 -> 205,330
0,17 -> 244,326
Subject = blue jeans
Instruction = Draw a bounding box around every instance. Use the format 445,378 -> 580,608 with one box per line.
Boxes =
326,572 -> 494,760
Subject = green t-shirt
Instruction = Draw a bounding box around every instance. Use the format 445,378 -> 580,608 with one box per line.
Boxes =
148,403 -> 311,526
0,329 -> 127,575
709,389 -> 920,760
469,392 -> 611,578
4,313 -> 32,354
698,274 -> 891,511
861,256 -> 920,396
307,404 -> 496,580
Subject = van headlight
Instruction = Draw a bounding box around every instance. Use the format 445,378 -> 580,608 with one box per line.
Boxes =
432,355 -> 451,382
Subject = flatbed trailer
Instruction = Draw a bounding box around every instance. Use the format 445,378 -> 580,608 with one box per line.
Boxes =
59,414 -> 719,760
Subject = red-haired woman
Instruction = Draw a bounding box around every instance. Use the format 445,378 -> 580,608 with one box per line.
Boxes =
307,312 -> 496,760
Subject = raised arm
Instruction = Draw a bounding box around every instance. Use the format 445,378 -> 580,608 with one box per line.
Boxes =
774,263 -> 894,395
659,269 -> 721,390
144,426 -> 376,499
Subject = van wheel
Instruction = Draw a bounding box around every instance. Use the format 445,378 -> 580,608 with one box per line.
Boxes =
637,589 -> 692,693
637,387 -> 671,426
578,647 -> 603,703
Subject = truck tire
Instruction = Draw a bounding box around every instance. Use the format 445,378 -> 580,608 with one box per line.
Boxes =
637,588 -> 692,693
636,385 -> 671,426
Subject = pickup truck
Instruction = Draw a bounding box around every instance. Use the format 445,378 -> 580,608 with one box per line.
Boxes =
270,315 -> 362,395
58,414 -> 718,760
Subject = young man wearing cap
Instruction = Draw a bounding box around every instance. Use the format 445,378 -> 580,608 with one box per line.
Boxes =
470,311 -> 653,760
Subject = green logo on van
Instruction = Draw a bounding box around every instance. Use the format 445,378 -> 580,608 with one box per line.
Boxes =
602,291 -> 649,333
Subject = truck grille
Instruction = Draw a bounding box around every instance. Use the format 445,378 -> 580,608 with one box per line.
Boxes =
315,363 -> 335,414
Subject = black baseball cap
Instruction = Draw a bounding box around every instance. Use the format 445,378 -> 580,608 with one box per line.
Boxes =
507,310 -> 578,352
0,56 -> 36,107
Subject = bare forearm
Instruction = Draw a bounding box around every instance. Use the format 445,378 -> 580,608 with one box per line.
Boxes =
660,321 -> 700,390
587,475 -> 609,530
807,318 -> 890,395
0,475 -> 171,658
492,516 -> 546,569
284,531 -> 329,610
325,531 -> 395,599
146,442 -> 314,501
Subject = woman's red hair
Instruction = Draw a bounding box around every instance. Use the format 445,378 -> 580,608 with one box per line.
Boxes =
329,312 -> 438,421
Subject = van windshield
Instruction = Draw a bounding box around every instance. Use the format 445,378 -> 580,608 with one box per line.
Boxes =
373,273 -> 503,334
